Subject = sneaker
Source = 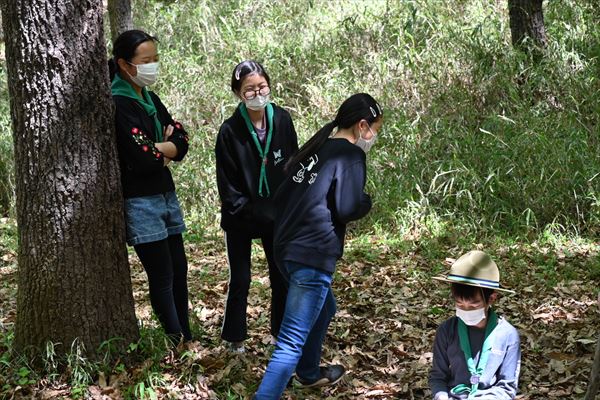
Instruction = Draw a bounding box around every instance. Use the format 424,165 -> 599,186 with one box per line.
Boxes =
296,365 -> 346,388
227,341 -> 245,353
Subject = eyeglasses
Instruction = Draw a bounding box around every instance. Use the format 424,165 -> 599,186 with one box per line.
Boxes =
242,86 -> 270,100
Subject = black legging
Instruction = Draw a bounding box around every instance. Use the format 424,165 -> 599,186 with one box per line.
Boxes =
221,229 -> 287,342
134,234 -> 191,342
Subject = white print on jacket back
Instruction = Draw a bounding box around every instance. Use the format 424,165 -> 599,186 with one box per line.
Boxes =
293,154 -> 319,184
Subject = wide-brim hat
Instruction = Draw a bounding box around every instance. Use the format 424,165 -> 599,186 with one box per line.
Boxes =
432,250 -> 515,293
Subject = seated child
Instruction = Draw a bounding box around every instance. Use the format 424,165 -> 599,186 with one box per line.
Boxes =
429,250 -> 521,400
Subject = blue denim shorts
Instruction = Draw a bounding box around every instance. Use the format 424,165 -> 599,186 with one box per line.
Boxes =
124,191 -> 186,246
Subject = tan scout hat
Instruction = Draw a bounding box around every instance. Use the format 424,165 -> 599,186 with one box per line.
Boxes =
432,250 -> 515,293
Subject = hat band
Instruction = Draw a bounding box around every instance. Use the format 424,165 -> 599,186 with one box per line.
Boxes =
447,274 -> 500,289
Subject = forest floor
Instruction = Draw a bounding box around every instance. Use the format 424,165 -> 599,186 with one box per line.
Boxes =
1,233 -> 599,399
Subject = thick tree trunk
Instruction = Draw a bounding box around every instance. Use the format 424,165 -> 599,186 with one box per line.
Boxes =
584,330 -> 600,399
508,0 -> 548,49
108,0 -> 133,42
0,0 -> 138,357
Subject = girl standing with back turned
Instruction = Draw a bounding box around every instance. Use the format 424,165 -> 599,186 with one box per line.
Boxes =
254,93 -> 383,399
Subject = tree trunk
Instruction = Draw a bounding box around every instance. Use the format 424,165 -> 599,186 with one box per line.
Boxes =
0,0 -> 139,358
108,0 -> 133,42
508,0 -> 548,49
584,330 -> 600,399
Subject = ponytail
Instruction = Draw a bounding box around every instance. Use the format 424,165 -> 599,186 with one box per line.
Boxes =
108,58 -> 119,81
285,93 -> 383,172
285,120 -> 337,172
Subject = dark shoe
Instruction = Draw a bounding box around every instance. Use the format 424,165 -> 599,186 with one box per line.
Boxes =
296,365 -> 346,388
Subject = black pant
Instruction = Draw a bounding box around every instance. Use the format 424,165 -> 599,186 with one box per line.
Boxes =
221,229 -> 287,342
134,234 -> 191,342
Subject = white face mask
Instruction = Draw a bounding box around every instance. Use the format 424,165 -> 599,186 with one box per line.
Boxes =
127,62 -> 160,87
245,94 -> 270,111
456,307 -> 487,326
355,127 -> 377,153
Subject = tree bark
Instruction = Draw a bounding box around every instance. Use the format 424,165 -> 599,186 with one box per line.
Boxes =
508,0 -> 548,49
108,0 -> 133,42
584,330 -> 600,399
0,0 -> 139,358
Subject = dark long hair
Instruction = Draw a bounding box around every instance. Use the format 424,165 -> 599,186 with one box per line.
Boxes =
108,30 -> 159,81
230,60 -> 271,94
285,93 -> 383,171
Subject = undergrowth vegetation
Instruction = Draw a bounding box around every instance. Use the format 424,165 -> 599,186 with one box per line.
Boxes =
0,1 -> 598,237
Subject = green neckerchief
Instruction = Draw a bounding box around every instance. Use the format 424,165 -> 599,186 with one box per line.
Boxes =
451,308 -> 498,399
239,102 -> 274,197
111,73 -> 163,142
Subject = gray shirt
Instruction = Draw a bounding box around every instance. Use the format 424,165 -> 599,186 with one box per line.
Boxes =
429,315 -> 521,399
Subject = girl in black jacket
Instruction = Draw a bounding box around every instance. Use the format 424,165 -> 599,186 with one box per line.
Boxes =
109,30 -> 191,343
254,93 -> 383,399
215,60 -> 299,351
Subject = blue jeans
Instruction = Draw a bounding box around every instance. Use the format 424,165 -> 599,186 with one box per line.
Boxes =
254,261 -> 336,400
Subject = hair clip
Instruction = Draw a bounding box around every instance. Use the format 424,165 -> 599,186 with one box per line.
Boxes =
235,66 -> 242,81
376,103 -> 382,114
370,106 -> 377,118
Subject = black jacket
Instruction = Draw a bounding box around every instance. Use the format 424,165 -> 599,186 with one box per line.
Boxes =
273,138 -> 371,273
215,103 -> 298,234
114,92 -> 189,198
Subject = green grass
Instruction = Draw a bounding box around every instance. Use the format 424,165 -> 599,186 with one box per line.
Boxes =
0,1 -> 598,237
113,0 -> 600,239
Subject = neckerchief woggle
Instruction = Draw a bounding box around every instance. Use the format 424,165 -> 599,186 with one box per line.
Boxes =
111,73 -> 163,142
239,102 -> 274,197
450,308 -> 498,399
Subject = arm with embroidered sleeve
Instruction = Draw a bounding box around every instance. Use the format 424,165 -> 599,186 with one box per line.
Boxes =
215,126 -> 250,216
471,336 -> 521,400
430,324 -> 452,400
167,121 -> 189,161
151,92 -> 189,161
115,100 -> 166,175
332,159 -> 371,224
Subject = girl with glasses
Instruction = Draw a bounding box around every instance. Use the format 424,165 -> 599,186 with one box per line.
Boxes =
215,60 -> 299,352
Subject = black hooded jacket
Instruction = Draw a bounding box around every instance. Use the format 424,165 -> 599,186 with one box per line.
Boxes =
215,103 -> 298,234
114,92 -> 189,198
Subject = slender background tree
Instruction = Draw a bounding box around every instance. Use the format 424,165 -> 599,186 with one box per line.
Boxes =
0,0 -> 138,357
108,0 -> 133,42
508,0 -> 548,49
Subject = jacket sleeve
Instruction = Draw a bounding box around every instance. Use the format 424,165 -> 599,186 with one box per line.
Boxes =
215,125 -> 250,216
287,111 -> 299,154
332,160 -> 371,224
115,100 -> 165,175
471,337 -> 521,400
151,92 -> 189,162
430,324 -> 451,400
